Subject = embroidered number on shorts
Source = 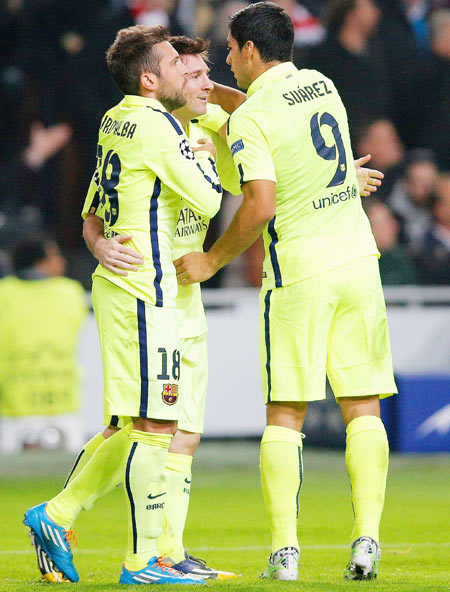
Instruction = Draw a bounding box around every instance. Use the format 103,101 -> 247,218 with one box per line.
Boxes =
157,347 -> 180,380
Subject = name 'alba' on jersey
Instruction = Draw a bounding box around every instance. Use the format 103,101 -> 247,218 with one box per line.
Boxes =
82,95 -> 222,308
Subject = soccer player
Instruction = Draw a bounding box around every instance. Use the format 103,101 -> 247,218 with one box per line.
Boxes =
24,25 -> 223,586
175,2 -> 397,582
79,36 -> 241,580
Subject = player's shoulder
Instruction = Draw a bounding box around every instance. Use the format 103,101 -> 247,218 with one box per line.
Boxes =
140,104 -> 185,137
227,92 -> 265,141
297,67 -> 337,92
227,91 -> 258,127
194,103 -> 229,134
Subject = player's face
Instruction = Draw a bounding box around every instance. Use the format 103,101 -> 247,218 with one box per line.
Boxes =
154,41 -> 189,112
226,32 -> 251,90
179,54 -> 213,117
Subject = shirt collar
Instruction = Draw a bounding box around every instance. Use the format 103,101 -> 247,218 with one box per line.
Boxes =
123,94 -> 166,110
247,62 -> 298,98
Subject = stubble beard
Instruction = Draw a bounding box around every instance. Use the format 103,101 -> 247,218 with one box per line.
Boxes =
157,79 -> 187,113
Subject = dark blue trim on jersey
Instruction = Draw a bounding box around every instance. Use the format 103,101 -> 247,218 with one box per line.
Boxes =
149,107 -> 183,136
209,156 -> 219,178
237,163 -> 245,186
150,178 -> 163,307
268,216 -> 282,288
125,442 -> 139,553
137,299 -> 149,417
63,449 -> 85,489
88,190 -> 100,214
296,447 -> 303,518
264,290 -> 272,403
196,162 -> 222,193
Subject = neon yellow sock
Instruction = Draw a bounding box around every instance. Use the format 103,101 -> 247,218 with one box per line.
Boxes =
157,452 -> 193,562
63,432 -> 105,488
260,425 -> 303,553
345,415 -> 389,543
124,430 -> 172,572
47,425 -> 131,529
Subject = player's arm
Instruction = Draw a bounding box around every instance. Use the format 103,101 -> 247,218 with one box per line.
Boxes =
174,179 -> 275,283
209,82 -> 246,114
83,214 -> 143,277
355,154 -> 384,197
143,111 -> 222,219
175,110 -> 276,284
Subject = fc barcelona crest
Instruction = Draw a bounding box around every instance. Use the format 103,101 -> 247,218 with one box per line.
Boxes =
162,384 -> 179,405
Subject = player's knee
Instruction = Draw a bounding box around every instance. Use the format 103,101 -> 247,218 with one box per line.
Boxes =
133,417 -> 178,434
103,425 -> 120,439
266,401 -> 307,431
170,429 -> 201,455
339,395 -> 380,426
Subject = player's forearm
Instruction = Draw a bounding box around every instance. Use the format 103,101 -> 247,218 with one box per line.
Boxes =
208,182 -> 275,272
209,82 -> 246,114
83,214 -> 105,259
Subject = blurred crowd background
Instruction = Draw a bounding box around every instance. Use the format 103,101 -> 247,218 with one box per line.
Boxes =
0,0 -> 450,287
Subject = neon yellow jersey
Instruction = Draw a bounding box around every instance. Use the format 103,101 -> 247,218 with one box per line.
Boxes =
226,62 -> 379,289
82,95 -> 222,307
174,104 -> 240,338
0,277 -> 88,417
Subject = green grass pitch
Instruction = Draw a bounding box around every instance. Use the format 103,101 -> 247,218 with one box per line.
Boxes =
0,441 -> 448,591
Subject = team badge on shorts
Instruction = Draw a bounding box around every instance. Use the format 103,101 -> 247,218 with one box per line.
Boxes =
162,384 -> 179,405
179,139 -> 195,161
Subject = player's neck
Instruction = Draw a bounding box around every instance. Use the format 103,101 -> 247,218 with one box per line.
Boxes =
138,88 -> 160,103
248,60 -> 283,86
172,108 -> 192,129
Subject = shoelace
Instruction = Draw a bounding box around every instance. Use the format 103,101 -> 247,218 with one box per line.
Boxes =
63,529 -> 78,549
156,557 -> 183,575
187,554 -> 208,567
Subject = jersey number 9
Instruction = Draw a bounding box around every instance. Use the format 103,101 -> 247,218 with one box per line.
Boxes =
310,112 -> 347,188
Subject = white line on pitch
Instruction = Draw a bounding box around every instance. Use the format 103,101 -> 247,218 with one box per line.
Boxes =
2,542 -> 449,556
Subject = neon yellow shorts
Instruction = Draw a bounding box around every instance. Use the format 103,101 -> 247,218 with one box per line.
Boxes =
103,333 -> 208,433
92,277 -> 181,421
259,256 -> 397,403
178,332 -> 208,434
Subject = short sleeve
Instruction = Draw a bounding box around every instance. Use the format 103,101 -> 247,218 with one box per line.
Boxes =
226,108 -> 276,185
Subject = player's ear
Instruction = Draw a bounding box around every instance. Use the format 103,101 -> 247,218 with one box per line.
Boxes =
140,71 -> 159,93
243,40 -> 256,60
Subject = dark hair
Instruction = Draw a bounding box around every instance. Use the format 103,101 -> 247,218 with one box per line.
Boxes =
170,35 -> 210,61
106,25 -> 171,95
322,0 -> 355,35
12,237 -> 51,272
229,2 -> 294,63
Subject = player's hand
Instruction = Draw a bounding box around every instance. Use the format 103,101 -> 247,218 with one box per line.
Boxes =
94,234 -> 143,277
174,251 -> 216,285
355,154 -> 384,197
192,138 -> 216,158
